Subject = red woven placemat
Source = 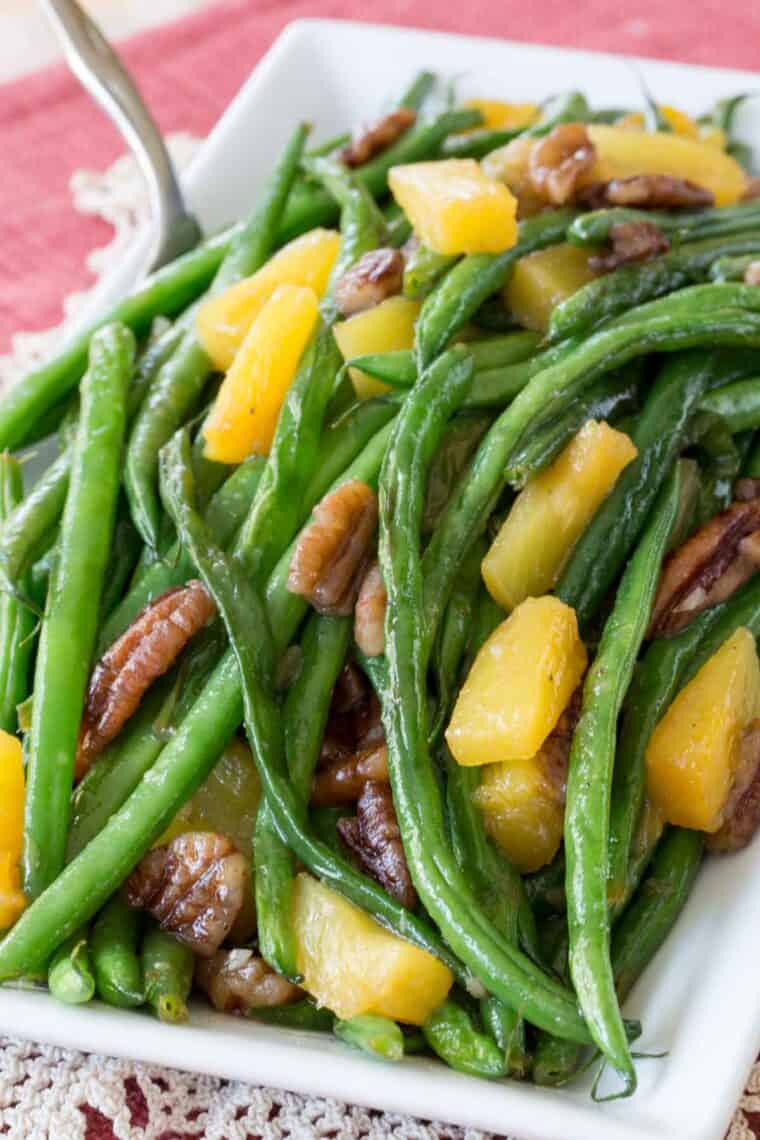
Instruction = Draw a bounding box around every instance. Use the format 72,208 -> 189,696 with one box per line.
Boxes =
3,0 -> 760,352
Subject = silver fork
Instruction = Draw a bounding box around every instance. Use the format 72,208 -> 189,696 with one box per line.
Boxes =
40,0 -> 202,274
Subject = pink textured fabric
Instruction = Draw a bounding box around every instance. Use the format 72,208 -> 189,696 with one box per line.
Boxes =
2,0 -> 760,351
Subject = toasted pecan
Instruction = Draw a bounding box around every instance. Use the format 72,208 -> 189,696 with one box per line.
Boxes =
126,832 -> 247,957
76,580 -> 216,779
337,780 -> 416,908
311,743 -> 389,807
287,480 -> 378,615
529,124 -> 596,206
340,107 -> 417,168
649,491 -> 760,637
333,248 -> 404,317
588,220 -> 671,272
579,174 -> 714,211
196,948 -> 301,1013
354,560 -> 387,657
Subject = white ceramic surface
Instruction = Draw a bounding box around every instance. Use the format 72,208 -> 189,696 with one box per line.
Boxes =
4,21 -> 760,1140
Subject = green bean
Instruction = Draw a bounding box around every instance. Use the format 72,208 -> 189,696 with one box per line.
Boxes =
23,324 -> 133,900
335,1015 -> 405,1061
251,1000 -> 335,1030
0,456 -> 36,732
507,365 -> 642,488
567,200 -> 760,249
142,923 -> 194,1023
700,376 -> 760,432
157,427 -> 464,979
524,853 -> 567,918
0,450 -> 70,588
423,1000 -> 506,1078
47,928 -> 95,1005
479,994 -> 528,1076
700,93 -> 756,167
398,70 -> 437,111
612,828 -> 703,1002
377,347 -> 594,1041
278,109 -> 480,244
67,623 -> 227,860
416,209 -> 576,365
565,464 -> 681,1093
308,159 -> 387,305
689,410 -> 742,519
99,500 -> 143,621
550,232 -> 760,343
470,296 -> 519,333
97,457 -> 265,653
442,128 -> 524,160
557,350 -> 758,626
403,243 -> 459,299
422,303 -> 760,654
0,226 -> 240,453
710,252 -> 757,283
90,894 -> 144,1008
125,123 -> 308,548
429,541 -> 484,746
423,411 -> 492,533
255,613 -> 351,979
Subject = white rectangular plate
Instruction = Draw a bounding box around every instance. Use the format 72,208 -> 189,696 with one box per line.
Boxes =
5,20 -> 760,1140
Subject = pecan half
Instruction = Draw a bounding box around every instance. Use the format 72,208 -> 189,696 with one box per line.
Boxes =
334,248 -> 404,317
354,560 -> 387,657
340,107 -> 416,168
338,780 -> 416,908
529,124 -> 596,206
196,948 -> 302,1013
736,478 -> 760,502
76,580 -> 216,779
579,174 -> 714,211
287,480 -> 378,615
744,260 -> 760,287
649,491 -> 760,637
311,743 -> 389,807
588,220 -> 670,272
126,832 -> 247,957
707,720 -> 760,853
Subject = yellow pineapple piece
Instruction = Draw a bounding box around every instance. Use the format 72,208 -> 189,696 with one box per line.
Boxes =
482,420 -> 638,610
505,244 -> 598,332
583,125 -> 747,207
484,123 -> 746,207
333,295 -> 421,399
158,739 -> 260,852
475,750 -> 565,874
292,873 -> 453,1023
196,229 -> 340,370
203,283 -> 319,463
462,99 -> 539,132
388,159 -> 518,255
646,628 -> 760,832
446,596 -> 587,767
0,731 -> 26,930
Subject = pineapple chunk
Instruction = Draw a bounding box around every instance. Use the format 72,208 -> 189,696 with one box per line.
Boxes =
203,283 -> 319,463
484,125 -> 746,207
388,160 -> 518,255
158,739 -> 260,852
446,596 -> 587,767
474,750 -> 565,873
462,99 -> 539,132
646,628 -> 760,832
482,420 -> 638,610
333,296 -> 421,399
584,125 -> 747,207
0,731 -> 26,930
293,873 -> 453,1023
197,229 -> 340,370
505,244 -> 597,332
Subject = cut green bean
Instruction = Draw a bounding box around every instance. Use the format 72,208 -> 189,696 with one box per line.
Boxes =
0,456 -> 37,732
23,324 -> 133,899
335,1015 -> 405,1062
91,894 -> 144,1008
48,928 -> 94,1005
142,923 -> 194,1023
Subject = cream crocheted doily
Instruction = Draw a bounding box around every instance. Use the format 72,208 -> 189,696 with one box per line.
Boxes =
0,139 -> 756,1140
